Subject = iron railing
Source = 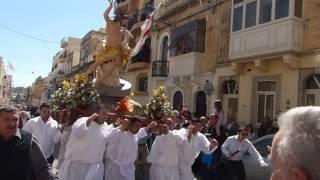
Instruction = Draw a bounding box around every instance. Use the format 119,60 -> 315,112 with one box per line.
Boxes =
152,60 -> 169,77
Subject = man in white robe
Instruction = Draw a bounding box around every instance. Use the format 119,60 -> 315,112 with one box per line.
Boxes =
177,119 -> 218,180
148,119 -> 187,180
104,118 -> 156,180
23,103 -> 61,165
58,105 -> 110,180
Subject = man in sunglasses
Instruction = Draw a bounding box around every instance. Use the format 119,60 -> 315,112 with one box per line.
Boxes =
221,127 -> 268,180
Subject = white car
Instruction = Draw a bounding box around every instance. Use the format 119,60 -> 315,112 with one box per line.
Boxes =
243,134 -> 274,180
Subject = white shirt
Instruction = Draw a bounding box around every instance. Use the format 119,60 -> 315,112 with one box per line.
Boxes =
177,128 -> 217,166
221,135 -> 265,164
23,116 -> 61,158
64,117 -> 110,163
105,127 -> 147,178
148,131 -> 186,166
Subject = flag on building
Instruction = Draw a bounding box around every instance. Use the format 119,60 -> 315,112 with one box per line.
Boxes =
130,2 -> 163,57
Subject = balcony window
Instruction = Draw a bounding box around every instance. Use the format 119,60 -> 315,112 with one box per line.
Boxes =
275,0 -> 289,19
233,6 -> 243,32
259,0 -> 272,24
245,1 -> 257,28
170,19 -> 206,57
295,0 -> 302,18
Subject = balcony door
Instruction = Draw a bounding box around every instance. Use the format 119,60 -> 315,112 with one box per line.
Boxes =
256,81 -> 277,122
173,91 -> 183,111
305,74 -> 320,106
221,80 -> 239,123
195,91 -> 207,118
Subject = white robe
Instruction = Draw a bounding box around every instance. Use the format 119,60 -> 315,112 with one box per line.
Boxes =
58,117 -> 110,180
104,128 -> 147,180
148,131 -> 186,180
176,129 -> 217,180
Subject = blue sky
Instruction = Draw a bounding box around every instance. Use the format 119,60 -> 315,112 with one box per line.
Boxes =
0,0 -> 110,87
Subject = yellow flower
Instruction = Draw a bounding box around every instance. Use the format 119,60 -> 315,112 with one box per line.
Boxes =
62,80 -> 71,89
159,86 -> 165,91
153,90 -> 159,96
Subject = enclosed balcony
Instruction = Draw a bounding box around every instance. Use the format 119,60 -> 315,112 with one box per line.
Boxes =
229,0 -> 303,60
167,19 -> 206,76
168,52 -> 205,76
152,60 -> 169,77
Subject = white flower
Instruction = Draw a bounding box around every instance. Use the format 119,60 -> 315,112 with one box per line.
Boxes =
82,97 -> 86,101
81,83 -> 85,87
58,88 -> 62,91
152,100 -> 156,103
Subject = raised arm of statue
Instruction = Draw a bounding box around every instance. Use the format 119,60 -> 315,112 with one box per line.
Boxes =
104,0 -> 113,22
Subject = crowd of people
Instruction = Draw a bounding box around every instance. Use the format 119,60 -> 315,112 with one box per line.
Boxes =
1,101 -> 320,180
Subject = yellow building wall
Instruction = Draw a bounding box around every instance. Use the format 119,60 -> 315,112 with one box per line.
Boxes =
216,59 -> 300,125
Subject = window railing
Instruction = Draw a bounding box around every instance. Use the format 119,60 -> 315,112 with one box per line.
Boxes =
152,60 -> 169,77
127,7 -> 154,30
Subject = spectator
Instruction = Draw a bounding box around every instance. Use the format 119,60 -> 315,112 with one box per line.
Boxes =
245,124 -> 257,141
225,118 -> 240,137
257,116 -> 278,138
0,105 -> 58,180
214,100 -> 226,128
271,106 -> 320,180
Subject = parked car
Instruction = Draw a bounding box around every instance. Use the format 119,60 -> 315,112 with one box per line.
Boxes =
243,134 -> 274,180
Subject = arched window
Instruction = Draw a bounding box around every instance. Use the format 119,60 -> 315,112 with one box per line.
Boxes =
173,91 -> 183,111
161,36 -> 169,61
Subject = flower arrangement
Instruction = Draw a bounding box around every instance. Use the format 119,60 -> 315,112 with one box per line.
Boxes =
72,73 -> 100,108
50,73 -> 100,110
144,86 -> 173,120
112,93 -> 143,115
50,80 -> 75,110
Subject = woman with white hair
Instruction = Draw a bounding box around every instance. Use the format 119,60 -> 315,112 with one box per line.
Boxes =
271,106 -> 320,180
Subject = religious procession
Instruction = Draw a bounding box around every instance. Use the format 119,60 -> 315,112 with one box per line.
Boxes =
1,0 -> 320,180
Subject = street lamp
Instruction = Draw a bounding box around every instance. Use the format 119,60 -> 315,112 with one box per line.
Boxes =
203,80 -> 214,96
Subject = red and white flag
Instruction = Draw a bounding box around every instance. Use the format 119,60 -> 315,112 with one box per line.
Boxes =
130,3 -> 162,57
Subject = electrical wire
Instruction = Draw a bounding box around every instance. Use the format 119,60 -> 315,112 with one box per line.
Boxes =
0,24 -> 60,44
